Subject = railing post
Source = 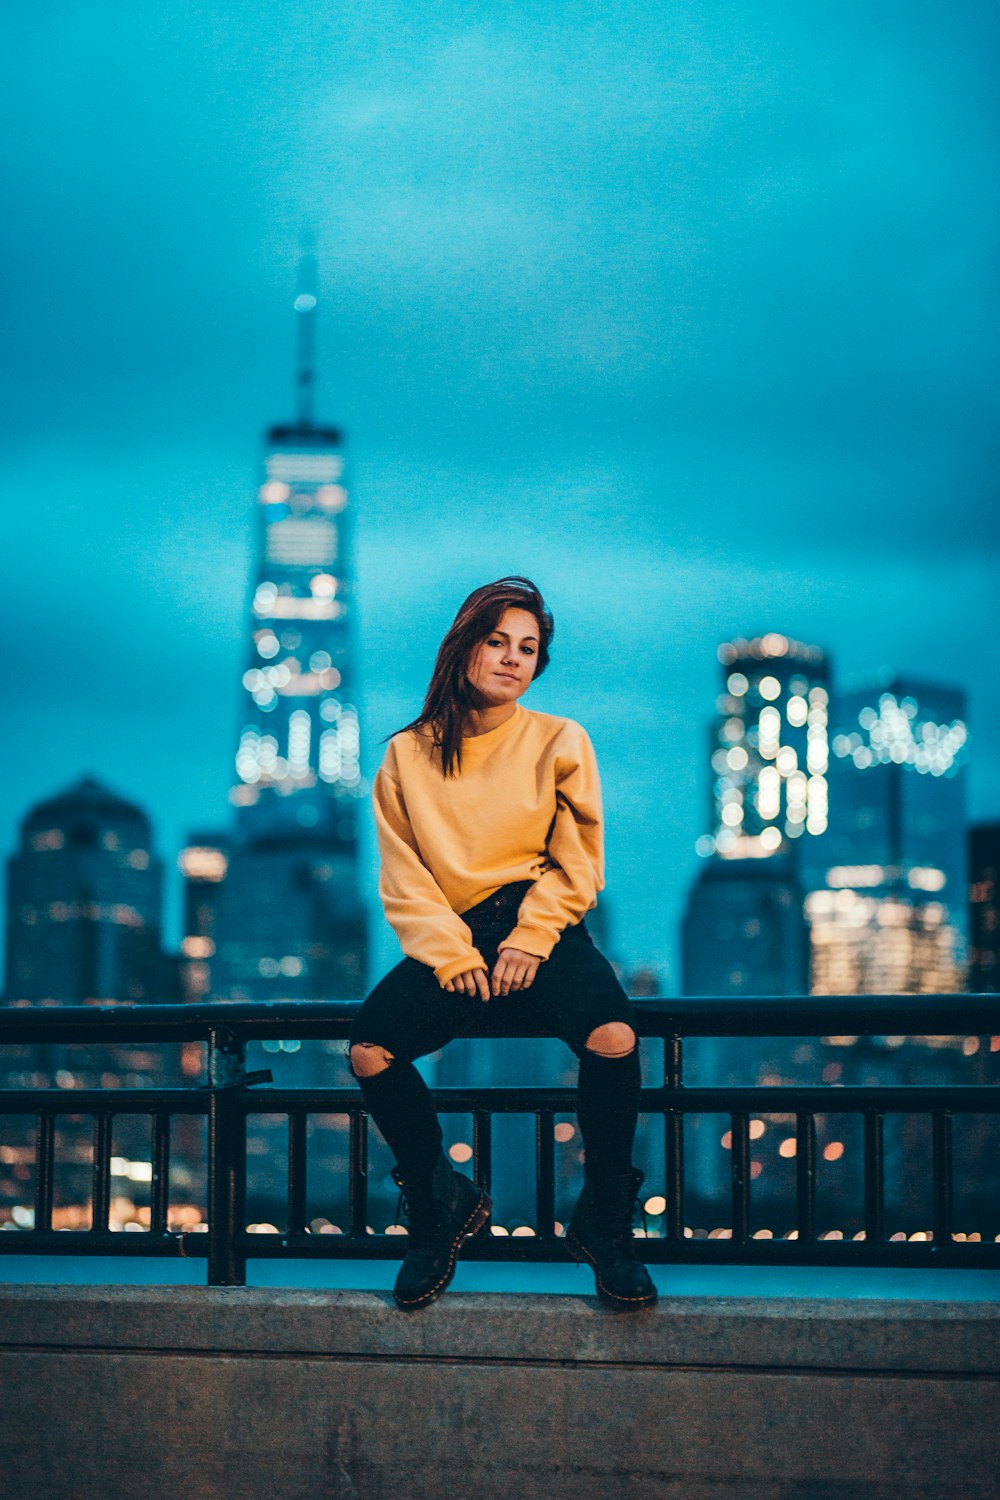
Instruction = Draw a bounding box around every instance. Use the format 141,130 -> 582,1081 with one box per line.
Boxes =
796,1111 -> 816,1243
932,1110 -> 953,1249
91,1112 -> 112,1233
288,1109 -> 308,1237
535,1109 -> 555,1239
150,1109 -> 171,1237
207,1026 -> 247,1287
731,1111 -> 750,1245
863,1110 -> 884,1245
664,1031 -> 684,1242
349,1107 -> 368,1239
34,1110 -> 55,1232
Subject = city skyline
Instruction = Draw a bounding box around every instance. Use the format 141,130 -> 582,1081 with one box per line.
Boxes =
3,622 -> 986,993
3,2 -> 999,987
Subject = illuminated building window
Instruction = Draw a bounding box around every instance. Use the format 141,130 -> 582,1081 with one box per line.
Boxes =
266,517 -> 338,567
182,936 -> 216,958
259,481 -> 291,505
30,829 -> 65,851
266,453 -> 343,483
806,889 -> 964,996
179,846 -> 229,881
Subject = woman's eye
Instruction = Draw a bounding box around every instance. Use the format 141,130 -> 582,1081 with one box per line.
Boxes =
522,647 -> 535,656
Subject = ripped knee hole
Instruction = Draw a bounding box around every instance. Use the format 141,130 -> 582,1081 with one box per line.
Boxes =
584,1023 -> 637,1058
349,1043 -> 395,1077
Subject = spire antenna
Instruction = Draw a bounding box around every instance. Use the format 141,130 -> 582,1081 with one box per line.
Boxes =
293,246 -> 318,429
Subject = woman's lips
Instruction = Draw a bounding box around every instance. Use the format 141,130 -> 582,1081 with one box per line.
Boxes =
495,672 -> 518,682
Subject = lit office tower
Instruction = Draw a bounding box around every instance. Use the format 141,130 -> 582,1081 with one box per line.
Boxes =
4,777 -> 169,1006
208,269 -> 367,1001
682,634 -> 828,997
807,678 -> 969,994
699,634 -> 831,861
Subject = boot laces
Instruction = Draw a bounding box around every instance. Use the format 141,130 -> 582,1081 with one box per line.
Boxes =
396,1185 -> 445,1251
594,1186 -> 648,1257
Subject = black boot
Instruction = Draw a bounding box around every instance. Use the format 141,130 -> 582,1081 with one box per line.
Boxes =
391,1151 -> 491,1310
566,1167 -> 658,1309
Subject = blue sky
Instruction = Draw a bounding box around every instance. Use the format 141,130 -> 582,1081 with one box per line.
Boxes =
2,1 -> 998,987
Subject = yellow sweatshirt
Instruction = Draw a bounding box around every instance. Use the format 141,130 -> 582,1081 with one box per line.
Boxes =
373,702 -> 605,985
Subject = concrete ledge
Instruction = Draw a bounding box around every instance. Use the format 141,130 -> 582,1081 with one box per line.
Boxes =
1,1286 -> 998,1498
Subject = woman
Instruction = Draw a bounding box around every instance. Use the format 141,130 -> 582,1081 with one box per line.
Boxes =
349,576 -> 656,1311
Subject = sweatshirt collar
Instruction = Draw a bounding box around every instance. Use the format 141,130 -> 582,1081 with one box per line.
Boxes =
459,702 -> 524,756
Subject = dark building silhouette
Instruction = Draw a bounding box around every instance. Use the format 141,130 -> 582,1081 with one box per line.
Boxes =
681,855 -> 808,998
0,776 -> 185,1200
4,776 -> 169,1005
969,821 -> 1000,992
177,833 -> 230,1003
191,267 -> 366,1005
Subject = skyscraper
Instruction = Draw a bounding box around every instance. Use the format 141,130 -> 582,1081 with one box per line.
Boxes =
2,776 -> 182,1099
176,833 -> 230,1004
4,776 -> 168,1006
699,633 -> 832,861
204,266 -> 367,1002
806,677 -> 968,994
683,634 -> 830,997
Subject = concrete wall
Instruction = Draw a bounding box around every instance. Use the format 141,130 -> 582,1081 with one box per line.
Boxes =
0,1285 -> 997,1499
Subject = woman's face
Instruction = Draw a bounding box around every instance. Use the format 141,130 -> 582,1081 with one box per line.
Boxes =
466,607 -> 540,705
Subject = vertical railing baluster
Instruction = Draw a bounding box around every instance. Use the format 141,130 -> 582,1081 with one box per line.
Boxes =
932,1110 -> 952,1246
863,1111 -> 884,1245
34,1110 -> 55,1233
348,1108 -> 368,1239
664,1032 -> 684,1242
731,1111 -> 749,1245
473,1109 -> 493,1226
207,1026 -> 247,1286
150,1110 -> 170,1236
288,1109 -> 308,1237
796,1112 -> 816,1242
92,1112 -> 112,1233
535,1109 -> 555,1239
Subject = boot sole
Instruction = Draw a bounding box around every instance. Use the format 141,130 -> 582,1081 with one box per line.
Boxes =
565,1230 -> 659,1310
393,1189 -> 492,1311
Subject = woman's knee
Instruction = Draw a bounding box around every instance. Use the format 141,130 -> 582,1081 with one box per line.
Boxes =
349,1042 -> 395,1078
585,1021 -> 636,1057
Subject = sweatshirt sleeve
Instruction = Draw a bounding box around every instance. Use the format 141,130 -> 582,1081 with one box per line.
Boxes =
501,722 -> 606,958
373,759 -> 488,985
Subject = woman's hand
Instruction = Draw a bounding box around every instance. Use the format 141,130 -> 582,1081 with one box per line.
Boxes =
491,946 -> 542,997
443,967 -> 491,1002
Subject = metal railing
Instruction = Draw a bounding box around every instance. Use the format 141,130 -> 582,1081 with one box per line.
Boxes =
0,995 -> 997,1284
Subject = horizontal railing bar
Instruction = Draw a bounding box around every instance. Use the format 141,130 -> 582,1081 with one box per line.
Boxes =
233,1085 -> 999,1114
1,1084 -> 996,1116
1,994 -> 998,1044
0,1091 -> 211,1113
236,1236 -> 1000,1268
3,1230 -> 996,1269
0,1232 -> 188,1255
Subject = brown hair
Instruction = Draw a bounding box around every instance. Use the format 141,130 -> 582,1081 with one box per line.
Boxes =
391,576 -> 554,777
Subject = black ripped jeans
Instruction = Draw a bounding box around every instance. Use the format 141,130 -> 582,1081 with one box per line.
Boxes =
349,881 -> 641,1185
